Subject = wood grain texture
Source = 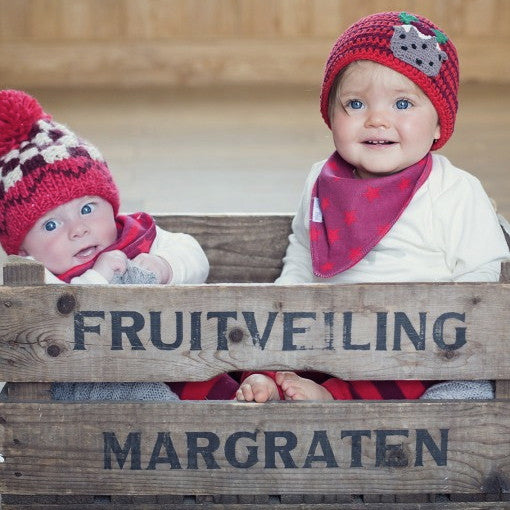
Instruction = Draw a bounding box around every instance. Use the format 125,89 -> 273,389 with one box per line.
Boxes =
0,279 -> 509,382
0,39 -> 508,88
1,501 -> 509,509
1,0 -> 509,86
0,401 -> 509,495
2,256 -> 45,287
2,256 -> 51,400
154,214 -> 291,283
497,261 -> 510,398
1,0 -> 508,41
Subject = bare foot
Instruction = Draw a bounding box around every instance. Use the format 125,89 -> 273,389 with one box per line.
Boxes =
275,372 -> 333,400
236,374 -> 281,402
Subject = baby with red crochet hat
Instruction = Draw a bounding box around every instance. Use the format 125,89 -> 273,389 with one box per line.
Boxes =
237,12 -> 509,403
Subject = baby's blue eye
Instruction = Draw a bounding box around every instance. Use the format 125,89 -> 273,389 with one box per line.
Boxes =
396,99 -> 411,109
81,203 -> 93,215
44,220 -> 57,232
349,100 -> 363,110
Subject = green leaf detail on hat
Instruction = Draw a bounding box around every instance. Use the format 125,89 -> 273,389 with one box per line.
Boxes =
433,29 -> 448,44
399,12 -> 419,24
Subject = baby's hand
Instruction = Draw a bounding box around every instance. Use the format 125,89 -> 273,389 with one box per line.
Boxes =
275,371 -> 334,401
93,250 -> 128,282
236,374 -> 281,402
131,253 -> 172,284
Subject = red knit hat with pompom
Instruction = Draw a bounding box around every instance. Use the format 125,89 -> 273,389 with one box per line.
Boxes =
0,90 -> 120,255
320,11 -> 459,150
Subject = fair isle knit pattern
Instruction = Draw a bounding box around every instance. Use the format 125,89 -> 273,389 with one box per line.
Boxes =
0,89 -> 119,255
0,119 -> 104,195
320,11 -> 459,150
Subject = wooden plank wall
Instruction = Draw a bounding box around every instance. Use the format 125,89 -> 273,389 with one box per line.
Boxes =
0,0 -> 509,88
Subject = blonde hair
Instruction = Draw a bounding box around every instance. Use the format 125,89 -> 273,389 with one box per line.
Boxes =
327,63 -> 356,122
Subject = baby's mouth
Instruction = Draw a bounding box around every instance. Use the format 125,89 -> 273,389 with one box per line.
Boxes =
74,245 -> 98,259
364,140 -> 396,145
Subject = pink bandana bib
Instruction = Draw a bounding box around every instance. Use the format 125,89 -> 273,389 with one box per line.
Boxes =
310,152 -> 432,277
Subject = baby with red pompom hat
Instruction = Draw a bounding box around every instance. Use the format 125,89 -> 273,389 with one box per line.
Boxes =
0,89 -> 240,403
0,89 -> 209,285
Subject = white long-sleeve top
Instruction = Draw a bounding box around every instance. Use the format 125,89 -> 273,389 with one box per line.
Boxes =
44,226 -> 209,284
276,154 -> 509,284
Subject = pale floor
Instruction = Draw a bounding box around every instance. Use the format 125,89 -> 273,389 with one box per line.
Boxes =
0,82 -> 509,269
16,82 -> 510,217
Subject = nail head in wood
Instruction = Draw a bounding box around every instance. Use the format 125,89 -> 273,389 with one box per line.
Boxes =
228,327 -> 244,343
56,293 -> 76,315
46,344 -> 61,358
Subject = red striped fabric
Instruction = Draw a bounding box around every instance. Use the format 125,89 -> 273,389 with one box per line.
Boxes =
170,372 -> 433,401
167,373 -> 239,400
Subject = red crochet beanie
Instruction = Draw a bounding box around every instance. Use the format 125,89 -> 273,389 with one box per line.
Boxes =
0,90 -> 120,255
320,11 -> 459,150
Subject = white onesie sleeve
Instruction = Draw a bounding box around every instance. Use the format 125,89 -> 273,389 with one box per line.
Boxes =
431,168 -> 509,282
150,226 -> 209,284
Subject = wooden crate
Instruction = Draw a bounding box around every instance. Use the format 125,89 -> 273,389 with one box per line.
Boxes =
1,214 -> 509,509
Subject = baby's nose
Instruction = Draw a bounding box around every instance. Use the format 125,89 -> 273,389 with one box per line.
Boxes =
70,221 -> 89,238
365,110 -> 391,129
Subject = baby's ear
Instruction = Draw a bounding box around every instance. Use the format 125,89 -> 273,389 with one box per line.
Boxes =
434,123 -> 441,141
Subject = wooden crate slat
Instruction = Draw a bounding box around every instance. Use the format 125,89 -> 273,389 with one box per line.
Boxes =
2,501 -> 510,509
0,401 -> 509,495
0,281 -> 509,382
2,255 -> 52,400
153,214 -> 292,283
